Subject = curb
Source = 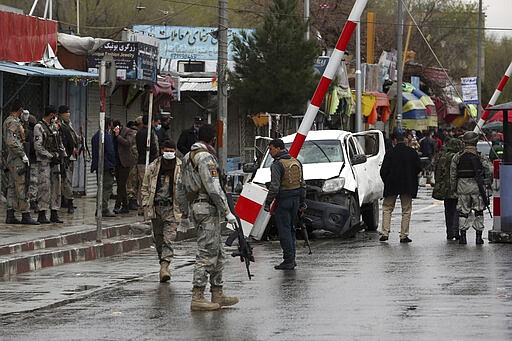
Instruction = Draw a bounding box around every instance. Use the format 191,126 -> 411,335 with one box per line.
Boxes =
0,224 -> 197,279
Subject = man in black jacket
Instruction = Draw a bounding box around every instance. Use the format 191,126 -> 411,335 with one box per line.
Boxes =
177,116 -> 203,156
379,133 -> 422,243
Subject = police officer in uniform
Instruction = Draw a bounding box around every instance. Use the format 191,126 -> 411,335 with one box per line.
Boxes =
34,106 -> 65,224
176,124 -> 238,311
263,138 -> 306,270
2,100 -> 39,225
450,131 -> 492,244
140,140 -> 182,283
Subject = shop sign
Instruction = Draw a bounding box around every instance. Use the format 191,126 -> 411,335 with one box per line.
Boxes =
87,41 -> 158,83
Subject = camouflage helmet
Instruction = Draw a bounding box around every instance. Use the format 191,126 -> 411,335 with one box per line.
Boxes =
462,131 -> 479,145
446,137 -> 463,152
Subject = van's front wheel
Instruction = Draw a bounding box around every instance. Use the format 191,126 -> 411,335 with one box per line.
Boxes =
362,199 -> 379,231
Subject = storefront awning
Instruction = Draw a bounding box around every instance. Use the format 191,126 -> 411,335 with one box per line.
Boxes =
0,61 -> 97,78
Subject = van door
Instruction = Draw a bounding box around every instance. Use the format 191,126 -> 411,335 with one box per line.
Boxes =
353,130 -> 385,203
346,135 -> 368,206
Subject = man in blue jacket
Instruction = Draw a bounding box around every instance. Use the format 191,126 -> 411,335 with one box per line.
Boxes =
379,132 -> 422,243
91,118 -> 117,217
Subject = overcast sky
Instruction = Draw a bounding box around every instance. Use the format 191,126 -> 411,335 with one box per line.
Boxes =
467,0 -> 512,38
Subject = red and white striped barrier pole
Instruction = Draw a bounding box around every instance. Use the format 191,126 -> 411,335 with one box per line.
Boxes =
474,61 -> 512,133
289,0 -> 368,157
235,0 -> 368,238
492,159 -> 502,231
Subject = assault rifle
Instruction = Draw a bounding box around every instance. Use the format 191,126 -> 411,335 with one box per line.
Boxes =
297,211 -> 312,255
225,193 -> 254,280
470,154 -> 492,218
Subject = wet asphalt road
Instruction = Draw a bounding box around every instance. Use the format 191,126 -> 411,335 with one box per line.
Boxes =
1,188 -> 512,340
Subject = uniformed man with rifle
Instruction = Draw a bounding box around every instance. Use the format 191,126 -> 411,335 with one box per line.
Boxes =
176,124 -> 239,311
2,100 -> 39,225
450,131 -> 492,244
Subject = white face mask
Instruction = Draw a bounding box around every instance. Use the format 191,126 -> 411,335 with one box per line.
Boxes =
155,124 -> 162,131
162,151 -> 175,160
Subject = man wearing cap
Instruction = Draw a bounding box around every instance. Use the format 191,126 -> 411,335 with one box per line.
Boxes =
450,131 -> 492,245
156,112 -> 173,144
3,100 -> 39,225
140,139 -> 182,283
177,116 -> 203,156
34,105 -> 65,224
58,105 -> 79,214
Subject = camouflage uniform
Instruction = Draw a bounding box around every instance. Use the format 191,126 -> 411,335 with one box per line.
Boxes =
21,114 -> 38,205
34,120 -> 63,212
2,114 -> 29,213
140,156 -> 182,264
126,127 -> 139,209
433,138 -> 463,239
176,142 -> 231,288
450,137 -> 492,237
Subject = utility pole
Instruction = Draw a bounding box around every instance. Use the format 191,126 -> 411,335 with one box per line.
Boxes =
304,0 -> 310,40
217,0 -> 228,173
477,0 -> 483,120
355,21 -> 363,132
76,0 -> 80,35
396,0 -> 404,132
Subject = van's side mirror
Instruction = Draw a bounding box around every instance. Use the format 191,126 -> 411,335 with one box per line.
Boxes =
351,154 -> 367,165
242,162 -> 258,173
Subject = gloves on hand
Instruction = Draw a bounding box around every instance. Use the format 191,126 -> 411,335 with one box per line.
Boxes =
226,212 -> 237,224
299,202 -> 307,212
22,154 -> 30,166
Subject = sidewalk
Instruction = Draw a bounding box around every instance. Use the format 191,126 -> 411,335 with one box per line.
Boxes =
0,196 -> 196,278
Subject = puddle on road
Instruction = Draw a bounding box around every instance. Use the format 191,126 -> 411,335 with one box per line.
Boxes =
61,284 -> 100,295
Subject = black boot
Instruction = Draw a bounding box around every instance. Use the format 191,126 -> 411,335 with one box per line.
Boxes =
21,212 -> 40,225
459,230 -> 467,244
476,230 -> 484,245
37,210 -> 51,224
50,210 -> 64,223
61,197 -> 68,208
67,199 -> 75,214
5,209 -> 21,224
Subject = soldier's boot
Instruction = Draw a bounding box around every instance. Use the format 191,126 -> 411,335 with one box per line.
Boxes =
37,211 -> 51,224
67,199 -> 75,214
21,212 -> 40,225
50,210 -> 64,224
211,286 -> 239,307
128,199 -> 138,211
459,230 -> 467,245
191,287 -> 221,311
5,209 -> 21,224
476,231 -> 484,245
159,261 -> 171,283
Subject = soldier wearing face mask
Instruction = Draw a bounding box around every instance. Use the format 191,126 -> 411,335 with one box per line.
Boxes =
34,105 -> 65,224
140,139 -> 183,283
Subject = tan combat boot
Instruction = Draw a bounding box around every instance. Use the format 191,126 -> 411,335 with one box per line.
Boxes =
191,287 -> 221,311
159,261 -> 171,283
211,286 -> 239,307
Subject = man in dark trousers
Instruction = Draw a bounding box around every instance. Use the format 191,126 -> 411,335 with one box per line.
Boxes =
177,116 -> 203,156
379,132 -> 422,243
113,120 -> 136,214
263,138 -> 306,270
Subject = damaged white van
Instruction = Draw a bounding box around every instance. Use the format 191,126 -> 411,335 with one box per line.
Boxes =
248,130 -> 385,238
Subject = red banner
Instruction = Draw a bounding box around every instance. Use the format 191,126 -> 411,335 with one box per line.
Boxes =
0,11 -> 57,63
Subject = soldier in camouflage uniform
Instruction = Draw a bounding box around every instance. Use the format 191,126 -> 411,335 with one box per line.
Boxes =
176,124 -> 238,311
432,138 -> 463,240
450,131 -> 492,245
58,105 -> 79,214
141,140 -> 182,283
2,100 -> 39,225
20,110 -> 39,210
34,106 -> 65,224
126,117 -> 141,210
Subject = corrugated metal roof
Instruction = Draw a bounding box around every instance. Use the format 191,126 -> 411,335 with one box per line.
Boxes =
179,77 -> 217,92
0,62 -> 97,78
